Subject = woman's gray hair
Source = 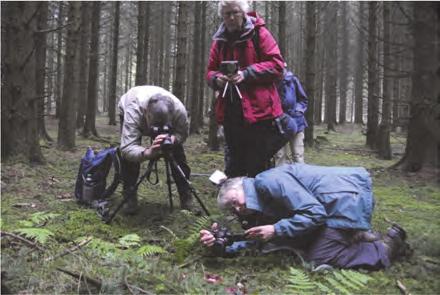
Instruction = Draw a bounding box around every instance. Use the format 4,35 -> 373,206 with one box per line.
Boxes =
218,0 -> 251,17
217,177 -> 245,210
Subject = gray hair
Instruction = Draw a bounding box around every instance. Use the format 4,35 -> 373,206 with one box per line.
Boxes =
217,177 -> 245,210
218,0 -> 251,17
145,94 -> 175,127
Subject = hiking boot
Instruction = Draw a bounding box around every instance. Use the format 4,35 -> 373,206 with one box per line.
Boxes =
382,224 -> 411,261
122,191 -> 139,215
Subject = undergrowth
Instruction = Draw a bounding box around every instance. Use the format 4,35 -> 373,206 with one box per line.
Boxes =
1,117 -> 439,294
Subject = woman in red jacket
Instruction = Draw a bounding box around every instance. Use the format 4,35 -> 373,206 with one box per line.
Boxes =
207,0 -> 287,177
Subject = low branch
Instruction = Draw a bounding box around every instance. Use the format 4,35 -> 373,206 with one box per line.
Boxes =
0,231 -> 45,251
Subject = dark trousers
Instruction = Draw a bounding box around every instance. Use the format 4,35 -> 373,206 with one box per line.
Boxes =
304,227 -> 390,270
119,114 -> 191,204
120,144 -> 191,204
223,96 -> 287,177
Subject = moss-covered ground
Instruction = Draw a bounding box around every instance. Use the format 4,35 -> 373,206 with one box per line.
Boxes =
1,117 -> 439,294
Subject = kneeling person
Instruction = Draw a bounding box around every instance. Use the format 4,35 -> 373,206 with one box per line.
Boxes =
119,86 -> 192,214
200,164 -> 410,270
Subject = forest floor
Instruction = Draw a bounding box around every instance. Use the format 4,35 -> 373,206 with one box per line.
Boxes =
1,115 -> 440,294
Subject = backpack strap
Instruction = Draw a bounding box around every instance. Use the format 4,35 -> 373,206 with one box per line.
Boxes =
101,148 -> 121,199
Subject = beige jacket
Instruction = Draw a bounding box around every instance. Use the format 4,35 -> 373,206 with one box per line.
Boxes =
118,86 -> 189,162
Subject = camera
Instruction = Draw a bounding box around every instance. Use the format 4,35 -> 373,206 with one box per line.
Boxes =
212,226 -> 247,255
151,125 -> 174,151
220,60 -> 239,76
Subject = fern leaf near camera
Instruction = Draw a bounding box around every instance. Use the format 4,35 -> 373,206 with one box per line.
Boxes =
118,233 -> 141,248
30,212 -> 60,225
137,244 -> 167,257
287,267 -> 316,294
333,271 -> 361,291
15,228 -> 54,244
315,282 -> 334,294
188,216 -> 211,236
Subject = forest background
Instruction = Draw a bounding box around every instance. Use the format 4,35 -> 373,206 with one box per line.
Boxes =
1,1 -> 439,294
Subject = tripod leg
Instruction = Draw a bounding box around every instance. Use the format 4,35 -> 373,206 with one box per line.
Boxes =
165,153 -> 210,216
164,158 -> 174,212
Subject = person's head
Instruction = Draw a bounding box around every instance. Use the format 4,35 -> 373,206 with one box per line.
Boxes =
145,94 -> 175,128
218,0 -> 249,33
217,177 -> 246,214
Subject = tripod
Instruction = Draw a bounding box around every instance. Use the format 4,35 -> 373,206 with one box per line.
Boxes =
104,148 -> 210,224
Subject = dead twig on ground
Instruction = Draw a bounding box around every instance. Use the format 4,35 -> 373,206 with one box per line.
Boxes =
124,275 -> 153,295
1,231 -> 45,251
396,279 -> 411,295
45,236 -> 92,262
56,267 -> 102,289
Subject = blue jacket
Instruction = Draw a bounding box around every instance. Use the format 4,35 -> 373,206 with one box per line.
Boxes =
245,163 -> 374,237
225,164 -> 374,254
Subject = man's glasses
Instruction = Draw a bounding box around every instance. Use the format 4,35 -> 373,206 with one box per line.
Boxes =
222,10 -> 242,18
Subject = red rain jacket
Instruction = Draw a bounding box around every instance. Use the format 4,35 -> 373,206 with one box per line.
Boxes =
206,12 -> 285,124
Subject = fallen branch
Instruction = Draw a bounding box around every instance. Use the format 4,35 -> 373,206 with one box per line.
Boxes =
124,276 -> 153,295
45,236 -> 92,262
396,279 -> 411,295
56,267 -> 102,289
0,231 -> 45,251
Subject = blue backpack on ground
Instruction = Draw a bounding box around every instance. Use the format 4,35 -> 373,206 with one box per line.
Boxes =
252,28 -> 308,138
74,147 -> 121,205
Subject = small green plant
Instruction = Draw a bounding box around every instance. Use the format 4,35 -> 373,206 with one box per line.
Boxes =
137,244 -> 167,257
14,228 -> 54,244
287,267 -> 372,295
118,233 -> 141,248
13,212 -> 60,244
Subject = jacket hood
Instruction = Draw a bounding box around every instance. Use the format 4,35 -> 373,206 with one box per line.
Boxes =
213,12 -> 266,42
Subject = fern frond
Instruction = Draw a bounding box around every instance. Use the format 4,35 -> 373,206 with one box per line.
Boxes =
188,216 -> 211,236
287,267 -> 315,294
325,277 -> 352,295
315,282 -> 334,294
160,225 -> 178,240
15,228 -> 54,244
30,212 -> 60,225
88,238 -> 118,254
341,269 -> 371,286
334,271 -> 361,291
118,234 -> 140,248
137,244 -> 167,257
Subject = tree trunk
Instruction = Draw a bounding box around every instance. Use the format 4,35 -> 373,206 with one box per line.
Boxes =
338,2 -> 348,124
189,2 -> 202,134
108,2 -> 120,126
76,2 -> 90,130
324,3 -> 337,132
197,1 -> 208,128
377,2 -> 392,159
207,92 -> 220,151
395,3 -> 440,172
366,2 -> 379,148
304,1 -> 316,147
55,2 -> 64,118
173,1 -> 189,103
57,2 -> 81,150
278,2 -> 287,57
36,2 -> 52,142
135,2 -> 146,85
354,2 -> 365,124
1,2 -> 44,163
83,1 -> 101,137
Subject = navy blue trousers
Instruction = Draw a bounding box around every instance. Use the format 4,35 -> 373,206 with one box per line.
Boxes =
305,227 -> 390,270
